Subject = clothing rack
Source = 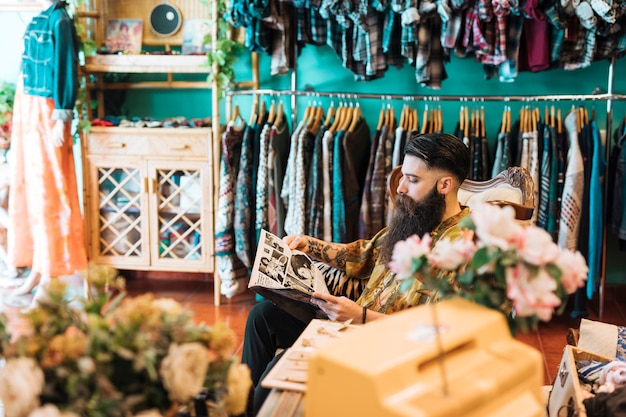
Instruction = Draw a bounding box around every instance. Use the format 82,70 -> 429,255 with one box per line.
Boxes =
226,89 -> 625,103
224,58 -> 621,319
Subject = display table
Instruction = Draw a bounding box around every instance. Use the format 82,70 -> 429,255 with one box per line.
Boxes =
257,390 -> 304,417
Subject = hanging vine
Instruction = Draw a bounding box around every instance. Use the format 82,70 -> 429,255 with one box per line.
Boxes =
200,0 -> 244,98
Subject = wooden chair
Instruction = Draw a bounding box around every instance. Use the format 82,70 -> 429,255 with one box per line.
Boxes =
387,165 -> 535,222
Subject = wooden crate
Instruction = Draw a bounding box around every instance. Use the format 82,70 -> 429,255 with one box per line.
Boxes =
95,0 -> 211,47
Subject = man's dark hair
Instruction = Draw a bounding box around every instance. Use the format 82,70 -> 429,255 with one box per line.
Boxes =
404,133 -> 470,184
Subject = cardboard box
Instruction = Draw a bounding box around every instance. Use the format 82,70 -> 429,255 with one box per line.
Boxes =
547,345 -> 613,417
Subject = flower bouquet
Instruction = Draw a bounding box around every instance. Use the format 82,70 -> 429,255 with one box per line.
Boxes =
0,265 -> 251,417
389,203 -> 589,334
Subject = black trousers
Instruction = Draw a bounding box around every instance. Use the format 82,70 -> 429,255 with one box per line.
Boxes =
241,300 -> 309,416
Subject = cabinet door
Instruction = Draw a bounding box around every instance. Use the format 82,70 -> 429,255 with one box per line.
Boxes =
147,160 -> 213,271
87,157 -> 151,267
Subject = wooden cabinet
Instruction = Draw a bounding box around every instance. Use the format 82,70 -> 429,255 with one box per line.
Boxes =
83,127 -> 214,273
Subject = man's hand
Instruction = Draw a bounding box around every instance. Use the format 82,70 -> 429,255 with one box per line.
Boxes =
283,235 -> 308,252
310,292 -> 362,322
51,120 -> 65,147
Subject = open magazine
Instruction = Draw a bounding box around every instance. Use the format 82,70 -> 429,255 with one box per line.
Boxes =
249,230 -> 330,322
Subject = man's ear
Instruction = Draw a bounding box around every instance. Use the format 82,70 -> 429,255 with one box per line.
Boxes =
438,176 -> 454,195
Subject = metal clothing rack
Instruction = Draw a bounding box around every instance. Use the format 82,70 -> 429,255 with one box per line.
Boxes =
225,58 -> 622,319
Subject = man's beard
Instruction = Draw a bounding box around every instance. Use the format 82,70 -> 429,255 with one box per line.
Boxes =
379,185 -> 447,264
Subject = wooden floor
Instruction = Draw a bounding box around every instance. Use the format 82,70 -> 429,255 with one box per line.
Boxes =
2,273 -> 625,387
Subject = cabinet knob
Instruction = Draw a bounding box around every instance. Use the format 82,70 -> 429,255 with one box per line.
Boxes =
169,144 -> 189,151
107,142 -> 126,149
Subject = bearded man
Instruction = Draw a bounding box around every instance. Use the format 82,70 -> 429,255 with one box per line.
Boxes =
242,133 -> 471,416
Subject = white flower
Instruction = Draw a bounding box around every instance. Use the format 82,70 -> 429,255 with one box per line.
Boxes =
77,357 -> 96,374
427,236 -> 477,271
223,363 -> 252,416
515,226 -> 560,266
0,357 -> 44,417
505,264 -> 562,321
555,249 -> 588,294
471,203 -> 522,250
388,234 -> 432,279
28,404 -> 80,417
159,343 -> 210,403
152,298 -> 183,316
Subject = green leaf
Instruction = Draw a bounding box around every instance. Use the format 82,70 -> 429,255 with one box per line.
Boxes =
471,247 -> 491,269
399,278 -> 416,294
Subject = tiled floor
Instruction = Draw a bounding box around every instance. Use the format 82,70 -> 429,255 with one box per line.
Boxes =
1,272 -> 625,388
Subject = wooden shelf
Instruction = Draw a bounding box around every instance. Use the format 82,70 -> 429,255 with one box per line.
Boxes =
83,54 -> 210,74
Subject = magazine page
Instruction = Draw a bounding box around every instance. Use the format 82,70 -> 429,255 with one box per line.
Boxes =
249,230 -> 329,294
249,230 -> 330,321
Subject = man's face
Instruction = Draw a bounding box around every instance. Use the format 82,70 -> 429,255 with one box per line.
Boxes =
395,155 -> 445,203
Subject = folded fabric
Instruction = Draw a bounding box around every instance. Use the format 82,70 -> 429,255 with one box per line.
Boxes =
599,360 -> 626,393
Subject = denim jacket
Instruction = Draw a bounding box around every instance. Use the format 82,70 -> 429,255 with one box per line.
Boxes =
21,1 -> 78,122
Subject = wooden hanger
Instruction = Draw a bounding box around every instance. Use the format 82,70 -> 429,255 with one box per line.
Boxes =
506,106 -> 511,133
257,100 -> 267,125
500,106 -> 507,134
459,105 -> 465,134
230,104 -> 241,124
376,106 -> 385,131
388,106 -> 396,131
329,101 -> 344,133
399,104 -> 407,130
550,105 -> 555,128
557,108 -> 562,134
324,101 -> 336,129
348,105 -> 361,133
267,100 -> 276,125
480,106 -> 485,138
463,106 -> 469,138
420,106 -> 428,134
274,101 -> 284,128
311,105 -> 325,133
248,95 -> 258,126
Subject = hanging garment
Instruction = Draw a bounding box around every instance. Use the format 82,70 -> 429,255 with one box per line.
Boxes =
547,124 -> 560,237
537,123 -> 552,230
558,110 -> 584,250
609,120 -> 626,249
369,124 -> 393,235
322,129 -> 334,241
359,128 -> 381,239
234,123 -> 256,269
587,120 -> 606,298
492,130 -> 512,177
215,121 -> 250,298
282,118 -> 306,236
266,115 -> 291,237
254,123 -> 272,242
8,86 -> 87,277
331,130 -> 347,242
342,118 -> 371,242
307,125 -> 327,239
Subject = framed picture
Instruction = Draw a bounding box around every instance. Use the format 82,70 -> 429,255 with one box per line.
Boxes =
106,19 -> 143,54
181,19 -> 212,55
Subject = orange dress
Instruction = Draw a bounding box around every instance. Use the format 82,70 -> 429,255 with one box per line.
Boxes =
7,84 -> 87,277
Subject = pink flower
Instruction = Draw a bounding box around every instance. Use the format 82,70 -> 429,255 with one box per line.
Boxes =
555,250 -> 588,294
388,234 -> 432,279
427,236 -> 477,271
505,264 -> 562,321
515,225 -> 560,266
471,203 -> 522,250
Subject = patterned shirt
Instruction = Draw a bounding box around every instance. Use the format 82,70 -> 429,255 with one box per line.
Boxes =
349,207 -> 471,313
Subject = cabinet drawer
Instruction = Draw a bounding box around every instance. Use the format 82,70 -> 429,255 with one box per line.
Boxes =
86,127 -> 211,158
